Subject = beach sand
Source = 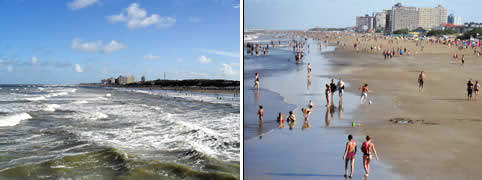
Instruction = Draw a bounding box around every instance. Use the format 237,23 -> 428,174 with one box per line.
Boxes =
323,35 -> 482,179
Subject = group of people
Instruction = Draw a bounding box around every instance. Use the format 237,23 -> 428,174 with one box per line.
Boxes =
343,135 -> 379,178
245,42 -> 270,56
324,79 -> 345,106
382,47 -> 411,60
466,79 -> 480,101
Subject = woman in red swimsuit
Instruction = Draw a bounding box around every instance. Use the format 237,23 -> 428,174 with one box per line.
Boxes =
343,134 -> 357,178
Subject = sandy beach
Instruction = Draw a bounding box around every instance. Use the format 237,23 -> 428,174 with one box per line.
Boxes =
323,34 -> 482,179
244,31 -> 482,179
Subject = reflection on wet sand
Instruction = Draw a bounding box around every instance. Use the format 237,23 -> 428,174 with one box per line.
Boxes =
302,119 -> 311,130
259,121 -> 263,140
254,89 -> 259,104
338,99 -> 344,120
307,76 -> 311,90
325,106 -> 330,127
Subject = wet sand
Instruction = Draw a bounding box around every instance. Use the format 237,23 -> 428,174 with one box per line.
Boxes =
244,39 -> 400,179
324,38 -> 482,179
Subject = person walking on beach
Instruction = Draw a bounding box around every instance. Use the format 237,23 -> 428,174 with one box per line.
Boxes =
359,84 -> 371,104
362,136 -> 379,177
461,55 -> 465,65
307,63 -> 311,73
257,106 -> 264,122
467,80 -> 474,101
418,71 -> 425,92
253,73 -> 260,90
343,134 -> 357,178
338,80 -> 345,98
475,81 -> 480,100
325,84 -> 331,106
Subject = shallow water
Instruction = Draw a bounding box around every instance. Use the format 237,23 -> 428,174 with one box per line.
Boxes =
0,85 -> 239,179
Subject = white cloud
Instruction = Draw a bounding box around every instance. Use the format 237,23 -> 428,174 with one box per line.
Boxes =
6,65 -> 13,72
200,49 -> 239,58
75,64 -> 83,72
188,16 -> 201,23
198,55 -> 212,64
106,3 -> 176,29
72,38 -> 101,52
103,40 -> 126,53
220,63 -> 235,75
67,0 -> 98,10
176,58 -> 183,63
232,4 -> 240,8
71,38 -> 126,54
144,54 -> 160,60
31,57 -> 39,65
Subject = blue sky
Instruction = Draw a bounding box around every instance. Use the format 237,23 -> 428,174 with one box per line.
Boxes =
245,0 -> 482,30
0,0 -> 240,84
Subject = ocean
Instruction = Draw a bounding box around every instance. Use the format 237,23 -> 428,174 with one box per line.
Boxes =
0,85 -> 239,179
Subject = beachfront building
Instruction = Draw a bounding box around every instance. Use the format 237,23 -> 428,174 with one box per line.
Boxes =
448,14 -> 463,25
385,10 -> 392,32
418,5 -> 447,30
356,14 -> 374,32
141,76 -> 146,83
373,11 -> 387,31
389,3 -> 418,32
116,75 -> 136,85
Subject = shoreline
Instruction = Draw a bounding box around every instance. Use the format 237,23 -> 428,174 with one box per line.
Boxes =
80,84 -> 240,95
244,38 -> 400,179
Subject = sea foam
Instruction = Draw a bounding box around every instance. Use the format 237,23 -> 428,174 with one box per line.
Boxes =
0,113 -> 32,126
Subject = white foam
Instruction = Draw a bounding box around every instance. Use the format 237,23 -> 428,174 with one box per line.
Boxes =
91,112 -> 108,120
70,89 -> 77,93
26,96 -> 46,101
43,104 -> 61,112
106,93 -> 111,97
0,113 -> 32,126
73,100 -> 88,104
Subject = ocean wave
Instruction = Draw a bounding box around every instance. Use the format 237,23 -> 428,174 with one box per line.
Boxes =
72,100 -> 88,104
106,93 -> 111,97
26,96 -> 46,101
0,113 -> 32,126
43,104 -> 61,112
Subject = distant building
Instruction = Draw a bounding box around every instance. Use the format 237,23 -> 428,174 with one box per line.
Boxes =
448,14 -> 463,25
385,10 -> 392,32
418,5 -> 447,30
390,3 -> 418,32
373,11 -> 387,31
116,75 -> 135,85
141,76 -> 145,83
356,14 -> 374,32
439,23 -> 465,33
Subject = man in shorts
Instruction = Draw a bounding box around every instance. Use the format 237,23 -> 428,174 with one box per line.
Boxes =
418,71 -> 425,92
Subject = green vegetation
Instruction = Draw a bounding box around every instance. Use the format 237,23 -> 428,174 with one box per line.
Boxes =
392,28 -> 409,34
457,28 -> 482,40
426,29 -> 457,37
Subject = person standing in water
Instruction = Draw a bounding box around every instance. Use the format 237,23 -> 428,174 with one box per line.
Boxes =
359,84 -> 371,104
325,84 -> 331,106
343,134 -> 357,178
330,79 -> 337,98
253,73 -> 260,90
475,81 -> 480,100
307,63 -> 311,73
362,136 -> 379,177
257,106 -> 264,122
338,80 -> 345,98
277,112 -> 284,128
418,71 -> 425,92
467,80 -> 474,101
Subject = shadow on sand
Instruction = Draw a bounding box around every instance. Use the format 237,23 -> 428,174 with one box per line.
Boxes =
265,172 -> 344,177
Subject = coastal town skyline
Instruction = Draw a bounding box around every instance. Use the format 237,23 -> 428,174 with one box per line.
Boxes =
0,0 -> 241,84
245,0 -> 481,30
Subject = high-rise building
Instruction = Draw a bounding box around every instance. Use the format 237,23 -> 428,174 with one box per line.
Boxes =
356,14 -> 374,31
385,10 -> 392,32
141,76 -> 146,83
373,11 -> 387,31
390,3 -> 418,32
448,14 -> 463,25
418,5 -> 447,30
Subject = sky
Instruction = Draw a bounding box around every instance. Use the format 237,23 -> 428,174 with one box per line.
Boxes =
245,0 -> 482,30
0,0 -> 240,84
